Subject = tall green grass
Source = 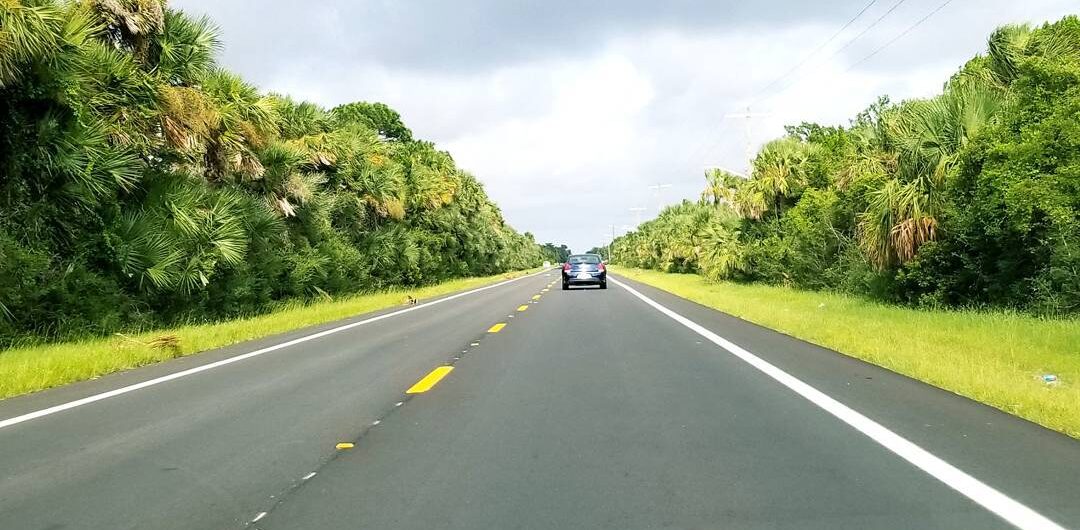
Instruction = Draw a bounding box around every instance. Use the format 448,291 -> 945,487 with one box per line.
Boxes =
0,270 -> 538,399
616,267 -> 1080,438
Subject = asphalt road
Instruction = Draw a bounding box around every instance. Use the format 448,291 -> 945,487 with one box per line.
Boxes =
0,270 -> 1078,530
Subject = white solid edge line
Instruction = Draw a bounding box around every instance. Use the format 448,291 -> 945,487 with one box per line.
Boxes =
609,277 -> 1066,530
0,269 -> 551,431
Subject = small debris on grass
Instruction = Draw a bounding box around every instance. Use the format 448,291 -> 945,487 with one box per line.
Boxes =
147,334 -> 180,350
149,335 -> 182,358
115,333 -> 182,357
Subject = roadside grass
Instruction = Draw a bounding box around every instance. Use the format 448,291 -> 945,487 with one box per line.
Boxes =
615,267 -> 1080,439
0,269 -> 539,400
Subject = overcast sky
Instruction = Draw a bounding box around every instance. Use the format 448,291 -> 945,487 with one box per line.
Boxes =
174,0 -> 1075,253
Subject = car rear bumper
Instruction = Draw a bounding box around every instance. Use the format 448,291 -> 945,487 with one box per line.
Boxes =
563,271 -> 606,284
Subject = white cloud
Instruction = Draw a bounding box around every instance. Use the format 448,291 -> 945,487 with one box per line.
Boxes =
444,52 -> 654,189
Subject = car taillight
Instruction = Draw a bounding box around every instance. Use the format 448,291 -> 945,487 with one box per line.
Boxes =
598,262 -> 605,272
563,262 -> 571,271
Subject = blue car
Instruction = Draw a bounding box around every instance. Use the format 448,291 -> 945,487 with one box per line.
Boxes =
562,254 -> 607,290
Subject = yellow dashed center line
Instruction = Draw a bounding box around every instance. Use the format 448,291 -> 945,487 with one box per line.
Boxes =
517,305 -> 529,312
336,442 -> 354,450
488,323 -> 507,333
406,366 -> 454,394
532,295 -> 542,300
542,288 -> 549,292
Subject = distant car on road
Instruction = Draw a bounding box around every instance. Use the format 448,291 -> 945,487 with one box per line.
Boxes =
562,254 -> 606,290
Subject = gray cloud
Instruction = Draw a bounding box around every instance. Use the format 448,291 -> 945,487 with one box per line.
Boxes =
184,1 -> 861,75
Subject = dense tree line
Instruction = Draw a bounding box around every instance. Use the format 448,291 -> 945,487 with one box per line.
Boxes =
613,16 -> 1080,315
0,0 -> 547,345
539,243 -> 573,264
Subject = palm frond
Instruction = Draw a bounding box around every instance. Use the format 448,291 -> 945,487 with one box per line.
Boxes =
153,9 -> 220,85
0,1 -> 67,87
987,24 -> 1033,86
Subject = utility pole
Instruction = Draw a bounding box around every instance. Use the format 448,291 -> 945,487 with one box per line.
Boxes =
599,226 -> 616,262
648,183 -> 672,213
628,206 -> 648,226
723,107 -> 771,174
609,225 -> 614,262
608,225 -> 634,262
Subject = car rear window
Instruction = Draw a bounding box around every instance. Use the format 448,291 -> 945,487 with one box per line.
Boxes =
568,255 -> 600,264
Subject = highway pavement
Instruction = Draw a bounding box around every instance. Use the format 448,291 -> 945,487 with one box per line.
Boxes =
0,269 -> 1078,529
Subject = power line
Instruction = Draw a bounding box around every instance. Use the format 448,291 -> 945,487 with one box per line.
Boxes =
643,184 -> 669,213
723,108 -> 772,172
847,0 -> 956,70
749,0 -> 909,108
753,0 -> 880,98
829,0 -> 909,60
687,0 -> 899,168
684,0 -> 931,195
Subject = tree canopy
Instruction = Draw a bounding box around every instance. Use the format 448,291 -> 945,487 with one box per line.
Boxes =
613,16 -> 1080,315
0,0 -> 545,344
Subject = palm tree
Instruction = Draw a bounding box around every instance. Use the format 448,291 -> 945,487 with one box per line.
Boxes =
88,0 -> 165,64
986,24 -> 1033,86
399,141 -> 459,211
112,176 -> 250,293
700,168 -> 743,207
731,177 -> 771,220
751,137 -> 816,216
859,179 -> 937,267
858,82 -> 1003,269
153,9 -> 221,85
270,95 -> 330,140
697,223 -> 746,281
159,84 -> 218,156
834,124 -> 895,191
153,9 -> 222,159
255,141 -> 322,217
200,69 -> 276,181
719,138 -> 816,220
